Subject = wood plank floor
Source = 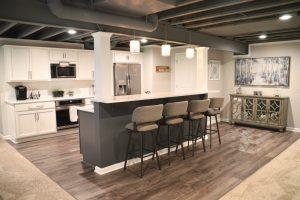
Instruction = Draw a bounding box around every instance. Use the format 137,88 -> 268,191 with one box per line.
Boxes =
10,123 -> 300,200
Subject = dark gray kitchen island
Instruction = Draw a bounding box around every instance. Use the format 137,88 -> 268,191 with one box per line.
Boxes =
78,91 -> 209,174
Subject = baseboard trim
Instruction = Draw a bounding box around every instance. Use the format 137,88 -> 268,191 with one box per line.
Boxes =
95,136 -> 208,175
286,127 -> 300,133
0,133 -> 11,140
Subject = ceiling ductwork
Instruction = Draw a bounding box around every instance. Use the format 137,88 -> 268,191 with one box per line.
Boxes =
47,0 -> 158,32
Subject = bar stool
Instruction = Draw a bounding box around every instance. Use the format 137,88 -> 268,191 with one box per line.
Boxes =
206,97 -> 224,148
186,99 -> 210,156
124,104 -> 163,178
156,101 -> 188,165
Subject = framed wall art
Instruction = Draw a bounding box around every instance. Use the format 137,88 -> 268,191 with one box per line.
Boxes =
208,60 -> 221,80
235,56 -> 290,87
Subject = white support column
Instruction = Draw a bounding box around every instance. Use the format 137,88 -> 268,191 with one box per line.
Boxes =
92,32 -> 113,98
196,47 -> 209,91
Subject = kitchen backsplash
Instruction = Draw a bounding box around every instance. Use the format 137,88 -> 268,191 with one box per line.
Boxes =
7,80 -> 94,100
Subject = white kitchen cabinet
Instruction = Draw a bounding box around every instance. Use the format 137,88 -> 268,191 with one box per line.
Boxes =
16,111 -> 38,138
30,48 -> 50,80
77,50 -> 94,80
10,47 -> 30,81
7,102 -> 57,142
50,49 -> 78,62
36,109 -> 57,135
112,50 -> 142,63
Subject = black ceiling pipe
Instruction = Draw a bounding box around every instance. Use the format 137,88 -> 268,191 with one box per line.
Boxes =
47,0 -> 158,32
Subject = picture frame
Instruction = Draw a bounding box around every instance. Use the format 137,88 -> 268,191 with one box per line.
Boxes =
208,60 -> 221,80
235,56 -> 290,87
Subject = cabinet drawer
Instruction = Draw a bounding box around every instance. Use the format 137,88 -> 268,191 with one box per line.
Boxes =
15,102 -> 55,112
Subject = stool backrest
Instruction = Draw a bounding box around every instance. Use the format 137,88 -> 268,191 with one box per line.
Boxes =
132,104 -> 163,125
163,101 -> 188,118
209,97 -> 224,109
189,99 -> 210,113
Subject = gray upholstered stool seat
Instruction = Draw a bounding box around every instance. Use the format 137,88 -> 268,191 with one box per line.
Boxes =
186,99 -> 210,156
189,113 -> 205,120
165,117 -> 184,125
207,108 -> 221,115
125,122 -> 158,132
124,104 -> 163,178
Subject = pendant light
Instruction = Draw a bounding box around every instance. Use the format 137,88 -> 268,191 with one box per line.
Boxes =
186,32 -> 194,59
130,31 -> 140,54
161,44 -> 171,57
161,25 -> 171,57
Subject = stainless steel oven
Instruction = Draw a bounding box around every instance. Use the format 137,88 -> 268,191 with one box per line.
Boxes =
55,99 -> 84,130
51,62 -> 76,78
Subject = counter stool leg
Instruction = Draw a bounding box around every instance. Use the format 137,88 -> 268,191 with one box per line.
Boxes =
180,123 -> 186,160
140,132 -> 144,178
152,131 -> 161,170
209,116 -> 212,149
152,125 -> 160,160
200,119 -> 206,152
124,131 -> 132,171
188,121 -> 191,150
215,115 -> 221,144
167,125 -> 171,166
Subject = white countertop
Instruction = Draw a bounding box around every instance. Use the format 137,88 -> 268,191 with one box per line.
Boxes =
6,95 -> 94,105
94,90 -> 219,104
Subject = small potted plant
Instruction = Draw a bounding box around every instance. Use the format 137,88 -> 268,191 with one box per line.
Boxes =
52,90 -> 64,97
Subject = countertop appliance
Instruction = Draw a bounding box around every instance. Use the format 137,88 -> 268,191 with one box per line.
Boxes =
113,63 -> 141,96
51,62 -> 76,78
15,85 -> 27,100
55,99 -> 84,130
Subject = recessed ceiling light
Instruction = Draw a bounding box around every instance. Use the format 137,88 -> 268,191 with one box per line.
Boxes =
258,34 -> 267,39
140,38 -> 148,43
68,29 -> 77,35
279,14 -> 292,21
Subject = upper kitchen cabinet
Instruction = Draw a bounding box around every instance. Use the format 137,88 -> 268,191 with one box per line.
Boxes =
3,46 -> 50,82
77,50 -> 94,80
7,46 -> 31,81
112,50 -> 143,63
50,49 -> 78,62
30,48 -> 50,81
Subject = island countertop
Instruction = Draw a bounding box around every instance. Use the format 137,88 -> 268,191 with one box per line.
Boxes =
94,90 -> 219,104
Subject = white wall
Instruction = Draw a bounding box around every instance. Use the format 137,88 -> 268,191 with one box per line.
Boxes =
0,48 -> 4,135
210,40 -> 300,130
142,46 -> 171,93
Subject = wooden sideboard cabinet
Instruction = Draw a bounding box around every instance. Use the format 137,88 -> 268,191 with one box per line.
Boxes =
230,94 -> 289,131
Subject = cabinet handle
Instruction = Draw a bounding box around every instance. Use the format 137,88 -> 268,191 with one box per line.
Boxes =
37,113 -> 39,121
34,113 -> 37,122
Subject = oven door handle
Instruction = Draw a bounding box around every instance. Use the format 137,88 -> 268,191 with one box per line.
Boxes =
55,106 -> 69,111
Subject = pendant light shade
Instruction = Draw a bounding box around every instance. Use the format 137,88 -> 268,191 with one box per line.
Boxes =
130,40 -> 140,54
186,47 -> 195,59
161,44 -> 171,57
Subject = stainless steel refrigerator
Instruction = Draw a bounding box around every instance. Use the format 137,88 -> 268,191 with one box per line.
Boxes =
113,63 -> 141,96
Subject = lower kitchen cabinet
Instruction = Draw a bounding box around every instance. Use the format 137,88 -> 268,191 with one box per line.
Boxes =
7,101 -> 57,142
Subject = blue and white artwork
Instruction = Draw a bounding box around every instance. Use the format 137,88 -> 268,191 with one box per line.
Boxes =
235,57 -> 290,87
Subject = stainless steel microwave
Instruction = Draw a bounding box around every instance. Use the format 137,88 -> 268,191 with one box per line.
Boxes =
51,63 -> 76,78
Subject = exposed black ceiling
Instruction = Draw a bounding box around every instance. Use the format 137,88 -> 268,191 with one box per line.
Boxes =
0,0 -> 299,50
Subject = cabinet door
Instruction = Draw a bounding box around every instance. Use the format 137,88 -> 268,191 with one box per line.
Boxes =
243,98 -> 255,121
77,50 -> 94,80
50,49 -> 64,61
30,48 -> 50,80
16,111 -> 37,138
37,109 -> 57,134
268,99 -> 282,125
64,50 -> 78,62
255,98 -> 268,123
11,47 -> 30,81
